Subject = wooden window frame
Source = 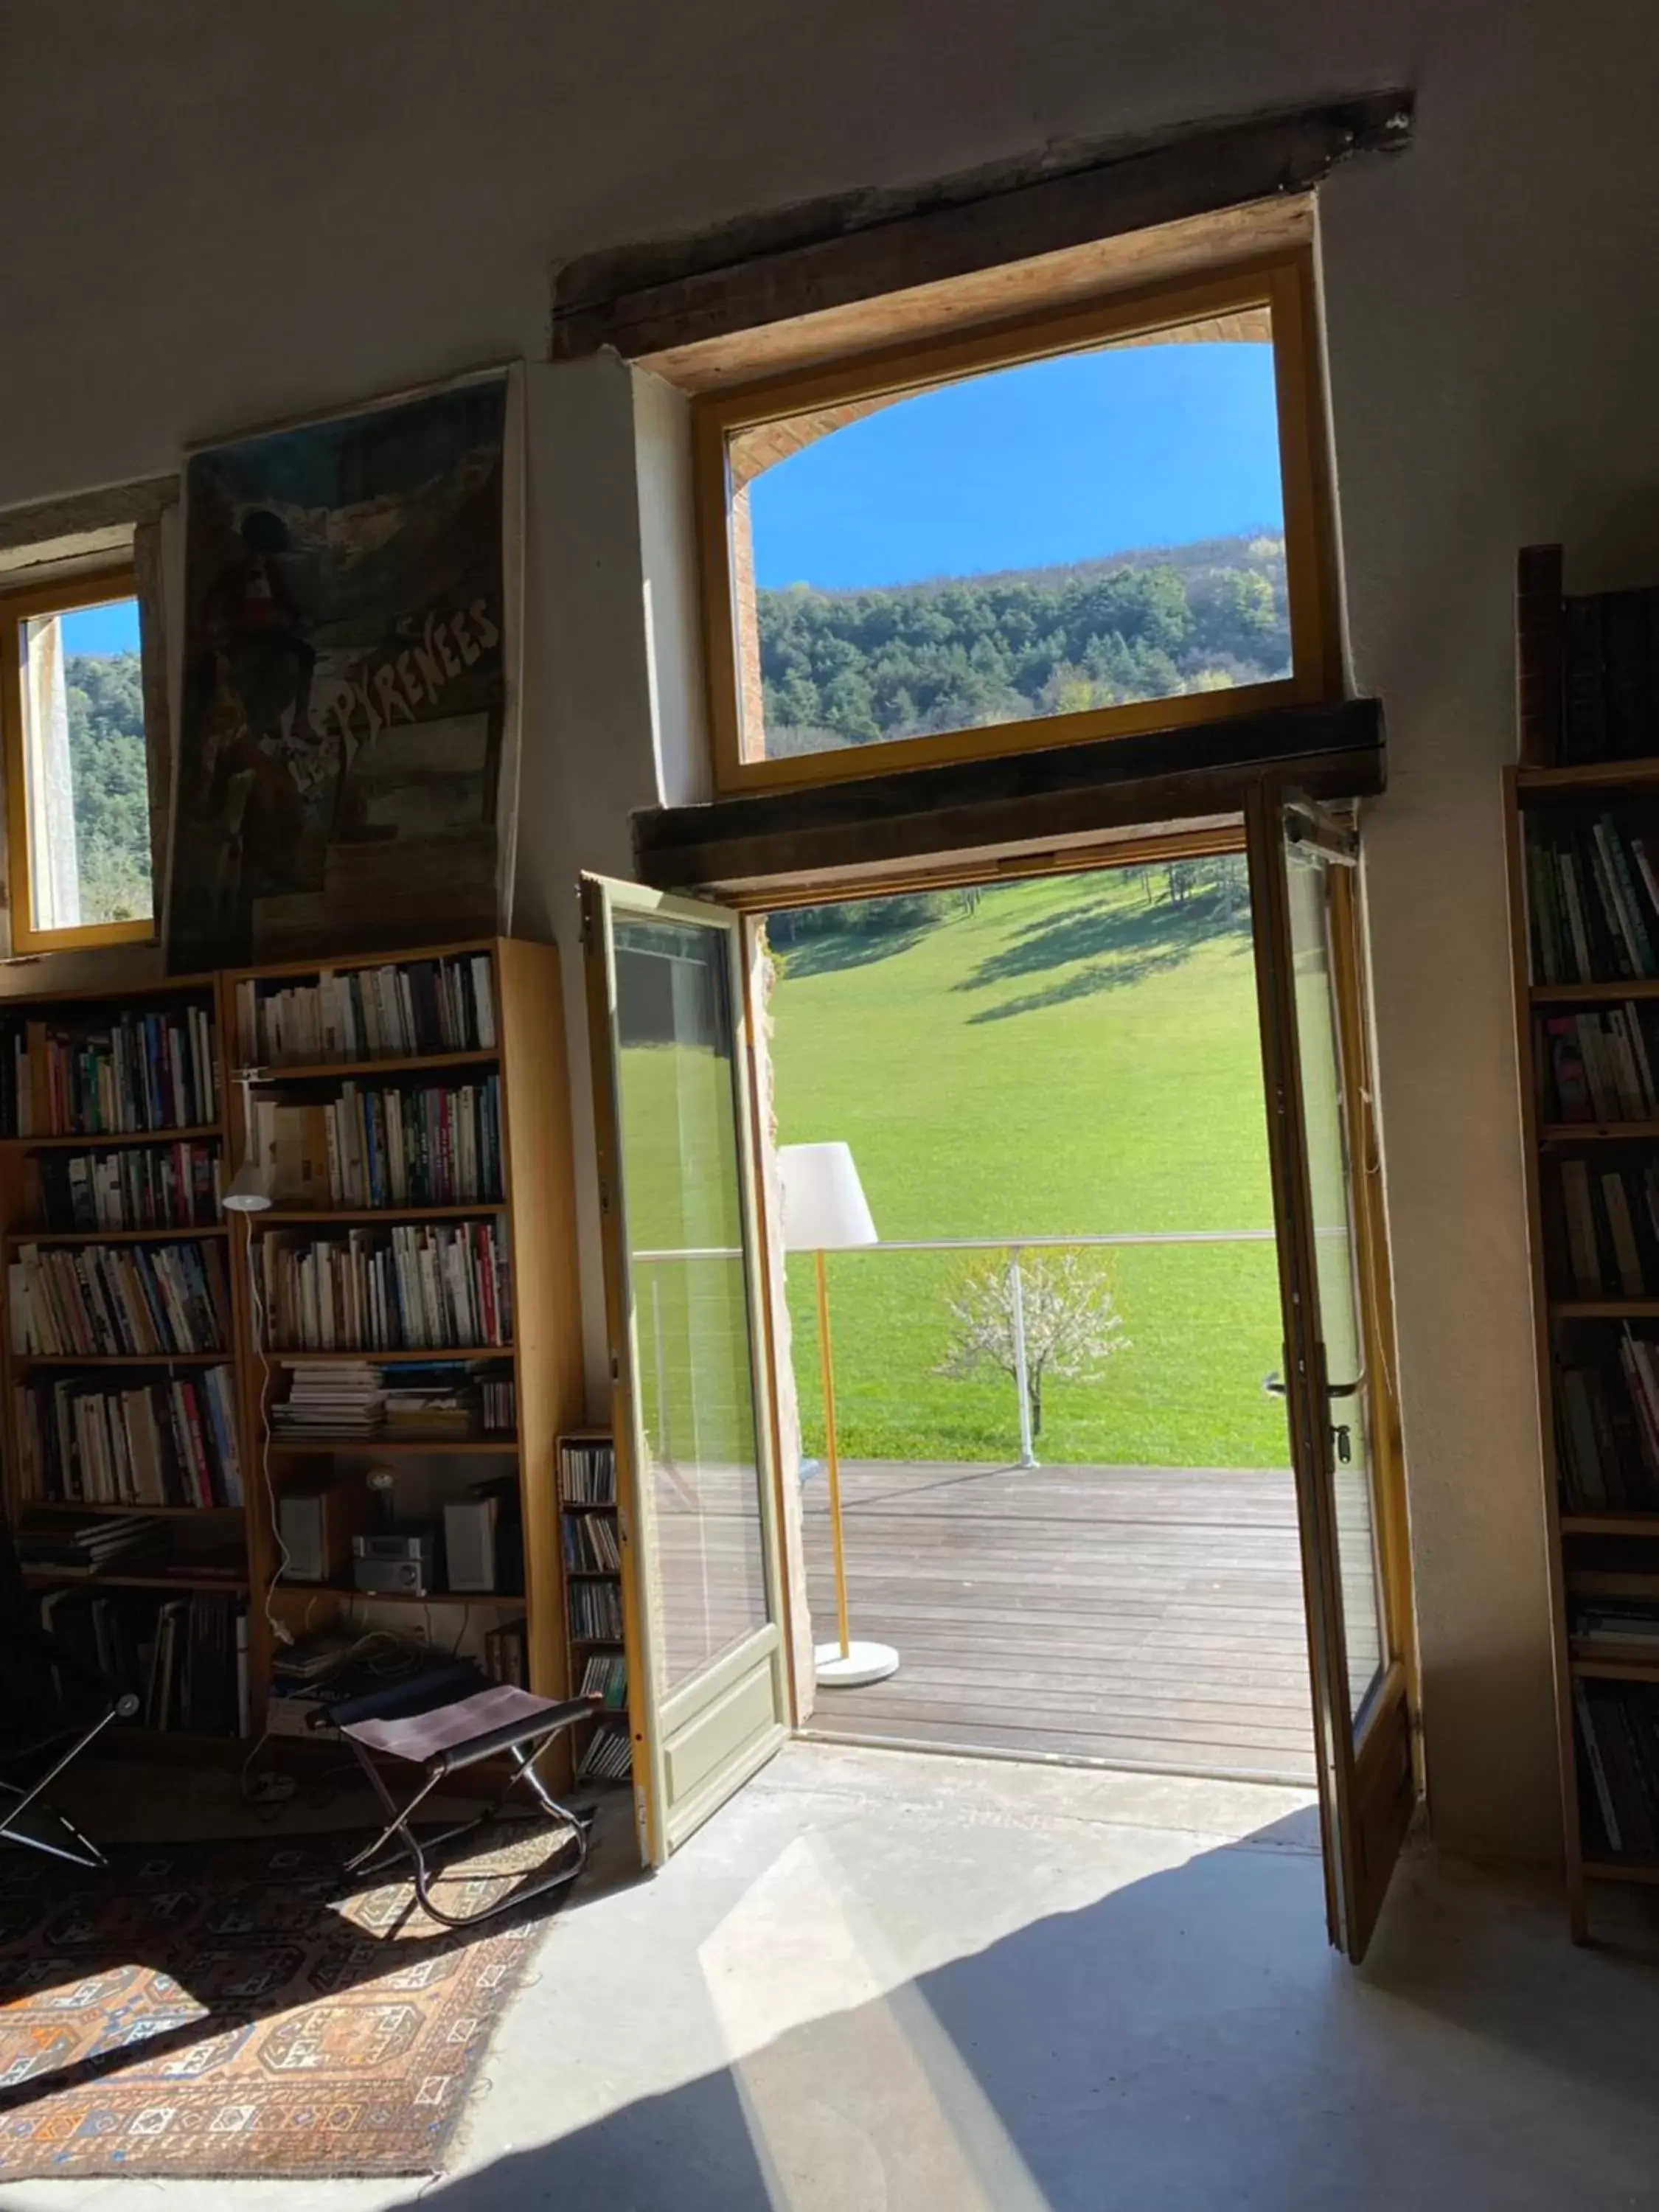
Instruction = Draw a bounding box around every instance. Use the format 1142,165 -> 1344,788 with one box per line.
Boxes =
692,250 -> 1340,798
0,561 -> 155,953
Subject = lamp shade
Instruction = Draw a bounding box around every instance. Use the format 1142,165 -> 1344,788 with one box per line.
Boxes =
778,1142 -> 877,1252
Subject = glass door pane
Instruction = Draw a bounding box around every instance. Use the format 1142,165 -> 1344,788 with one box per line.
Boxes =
613,912 -> 771,1692
1284,843 -> 1386,1721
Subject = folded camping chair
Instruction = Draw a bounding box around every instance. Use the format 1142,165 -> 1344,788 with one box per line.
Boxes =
315,1663 -> 601,1929
0,1520 -> 139,1870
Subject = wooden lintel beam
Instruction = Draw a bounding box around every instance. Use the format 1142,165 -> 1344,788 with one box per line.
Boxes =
631,698 -> 1385,891
552,93 -> 1413,364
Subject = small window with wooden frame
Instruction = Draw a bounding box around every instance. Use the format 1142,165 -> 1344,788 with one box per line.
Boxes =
1,564 -> 156,951
692,253 -> 1339,795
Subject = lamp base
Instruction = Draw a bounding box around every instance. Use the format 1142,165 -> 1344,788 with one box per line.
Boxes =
814,1639 -> 900,1688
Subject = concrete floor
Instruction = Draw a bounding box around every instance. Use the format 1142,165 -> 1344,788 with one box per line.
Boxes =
10,1739 -> 1659,2211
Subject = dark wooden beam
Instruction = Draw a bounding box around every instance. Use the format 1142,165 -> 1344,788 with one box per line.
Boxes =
632,698 -> 1385,891
551,93 -> 1413,364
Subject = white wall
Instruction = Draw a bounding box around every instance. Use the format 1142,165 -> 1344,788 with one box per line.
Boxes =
5,0 -> 1658,1855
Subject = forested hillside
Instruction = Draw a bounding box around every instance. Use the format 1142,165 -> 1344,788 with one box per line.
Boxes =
756,531 -> 1288,754
64,653 -> 152,921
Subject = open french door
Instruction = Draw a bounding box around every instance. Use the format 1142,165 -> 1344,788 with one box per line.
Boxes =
1247,787 -> 1417,1962
582,875 -> 790,1868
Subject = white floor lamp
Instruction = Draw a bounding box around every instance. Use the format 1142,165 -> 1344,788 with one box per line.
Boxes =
779,1141 -> 900,1689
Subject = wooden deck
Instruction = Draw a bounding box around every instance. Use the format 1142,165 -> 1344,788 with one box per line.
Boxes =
800,1461 -> 1316,1785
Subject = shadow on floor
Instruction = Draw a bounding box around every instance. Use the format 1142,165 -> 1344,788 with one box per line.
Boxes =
391,1818 -> 1659,2212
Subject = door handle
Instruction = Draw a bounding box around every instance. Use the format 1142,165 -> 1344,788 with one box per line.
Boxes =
1265,1369 -> 1363,1398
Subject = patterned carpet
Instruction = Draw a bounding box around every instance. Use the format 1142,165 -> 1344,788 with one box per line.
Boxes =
0,1823 -> 574,2179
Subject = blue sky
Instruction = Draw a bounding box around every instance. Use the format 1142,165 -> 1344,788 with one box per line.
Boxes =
749,341 -> 1284,591
60,597 -> 141,655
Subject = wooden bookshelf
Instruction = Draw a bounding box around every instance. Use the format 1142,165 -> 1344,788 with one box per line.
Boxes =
226,936 -> 585,1777
3,939 -> 587,1775
1506,543 -> 1659,1935
557,1430 -> 631,1788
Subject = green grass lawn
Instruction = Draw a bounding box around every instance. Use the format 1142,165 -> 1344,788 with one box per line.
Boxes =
767,863 -> 1291,1467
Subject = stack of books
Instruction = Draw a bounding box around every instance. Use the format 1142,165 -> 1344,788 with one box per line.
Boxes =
1527,813 -> 1659,983
250,1077 -> 501,1210
559,1437 -> 616,1506
383,1363 -> 479,1433
17,1368 -> 244,1507
271,1362 -> 386,1437
37,1141 -> 222,1231
261,1220 -> 512,1351
16,1514 -> 165,1578
0,1004 -> 218,1138
237,953 -> 496,1066
1571,1600 -> 1659,1654
1540,1006 -> 1659,1124
1574,1678 -> 1659,1855
9,1239 -> 229,1357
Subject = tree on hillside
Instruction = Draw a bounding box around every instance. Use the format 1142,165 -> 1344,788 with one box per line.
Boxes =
63,652 -> 152,921
936,1249 -> 1130,1439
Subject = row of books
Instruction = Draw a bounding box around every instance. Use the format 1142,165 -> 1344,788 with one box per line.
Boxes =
260,1220 -> 512,1352
269,1358 -> 515,1439
1556,1160 -> 1659,1298
569,1580 -> 625,1641
9,1239 -> 229,1359
36,1587 -> 248,1737
1539,1006 -> 1659,1124
1571,1600 -> 1659,1652
17,1368 -> 245,1508
578,1725 -> 632,1784
251,1077 -> 502,1211
1575,1678 -> 1659,1855
482,1617 -> 529,1687
1557,1342 -> 1659,1510
579,1651 -> 628,1711
563,1512 -> 621,1571
1,1005 -> 218,1138
237,954 -> 497,1066
559,1437 -> 616,1506
1527,814 -> 1659,983
1560,588 -> 1659,765
36,1142 -> 222,1233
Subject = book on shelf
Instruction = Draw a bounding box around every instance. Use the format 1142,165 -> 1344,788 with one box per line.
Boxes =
1539,1005 -> 1659,1123
568,1579 -> 625,1641
559,1436 -> 616,1506
578,1725 -> 632,1783
1557,587 -> 1659,765
578,1651 -> 628,1711
10,1239 -> 230,1358
17,1366 -> 244,1508
36,1585 -> 245,1736
260,1218 -> 512,1352
563,1512 -> 621,1571
251,1076 -> 502,1210
482,1618 -> 529,1688
1554,1159 -> 1659,1298
35,1141 -> 222,1231
1571,1601 -> 1659,1647
1574,1677 -> 1659,1856
1557,1344 -> 1659,1511
237,953 -> 496,1068
0,1003 -> 217,1139
1526,811 -> 1659,983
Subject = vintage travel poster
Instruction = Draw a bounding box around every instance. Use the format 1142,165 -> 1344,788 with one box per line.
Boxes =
167,372 -> 517,970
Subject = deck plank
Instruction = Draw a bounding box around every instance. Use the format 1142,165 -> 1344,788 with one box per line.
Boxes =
801,1460 -> 1317,1785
